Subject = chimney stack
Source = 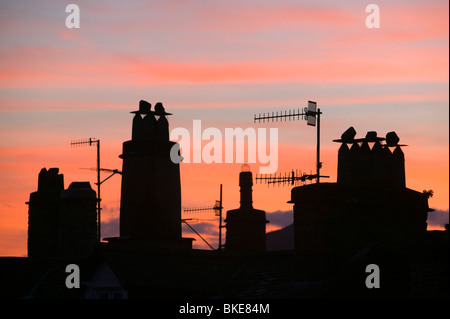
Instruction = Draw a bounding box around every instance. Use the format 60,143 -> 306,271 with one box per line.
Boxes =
117,100 -> 192,249
225,165 -> 268,252
334,128 -> 407,189
27,168 -> 64,259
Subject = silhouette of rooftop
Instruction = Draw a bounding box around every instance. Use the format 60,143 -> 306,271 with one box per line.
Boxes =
4,105 -> 447,300
1,231 -> 447,299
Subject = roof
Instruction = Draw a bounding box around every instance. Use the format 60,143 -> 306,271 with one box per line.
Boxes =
0,231 -> 447,299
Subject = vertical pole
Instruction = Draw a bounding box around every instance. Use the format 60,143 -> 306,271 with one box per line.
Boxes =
97,140 -> 101,242
70,138 -> 102,242
218,184 -> 223,251
316,108 -> 321,184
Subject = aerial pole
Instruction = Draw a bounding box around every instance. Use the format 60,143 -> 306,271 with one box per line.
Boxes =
70,138 -> 101,242
96,139 -> 100,240
316,107 -> 321,184
183,184 -> 224,251
254,100 -> 325,185
218,184 -> 223,251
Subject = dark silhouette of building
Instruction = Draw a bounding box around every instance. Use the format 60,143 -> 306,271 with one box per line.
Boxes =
336,128 -> 406,188
27,168 -> 64,259
26,168 -> 97,259
225,164 -> 268,252
9,112 -> 447,301
58,182 -> 97,259
116,100 -> 192,249
290,128 -> 432,277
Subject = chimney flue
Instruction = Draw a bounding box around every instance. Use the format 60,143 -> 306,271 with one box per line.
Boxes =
239,164 -> 253,210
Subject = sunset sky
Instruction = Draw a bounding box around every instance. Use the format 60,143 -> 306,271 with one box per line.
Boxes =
0,0 -> 448,255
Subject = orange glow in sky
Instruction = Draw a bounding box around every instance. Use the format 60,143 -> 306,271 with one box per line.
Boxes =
0,0 -> 448,255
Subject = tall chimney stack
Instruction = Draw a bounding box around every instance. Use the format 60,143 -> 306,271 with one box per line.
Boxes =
225,165 -> 268,252
117,100 -> 192,249
239,164 -> 253,210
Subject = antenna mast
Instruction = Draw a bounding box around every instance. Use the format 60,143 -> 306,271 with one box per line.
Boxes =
255,169 -> 329,187
70,138 -> 101,242
254,101 -> 324,184
183,184 -> 224,250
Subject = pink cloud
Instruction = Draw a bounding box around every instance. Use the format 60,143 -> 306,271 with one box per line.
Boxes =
1,2 -> 447,89
1,49 -> 447,90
